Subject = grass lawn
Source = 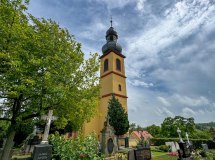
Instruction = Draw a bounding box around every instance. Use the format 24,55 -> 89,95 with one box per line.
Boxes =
151,150 -> 178,160
12,154 -> 31,159
152,155 -> 177,160
152,151 -> 167,156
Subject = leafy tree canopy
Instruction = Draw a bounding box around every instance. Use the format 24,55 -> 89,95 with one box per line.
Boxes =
0,0 -> 99,159
161,116 -> 195,138
145,124 -> 161,137
107,95 -> 129,136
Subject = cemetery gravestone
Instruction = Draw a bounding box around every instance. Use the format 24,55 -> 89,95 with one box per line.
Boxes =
178,142 -> 191,160
134,148 -> 151,160
177,128 -> 192,160
128,150 -> 135,160
101,116 -> 118,155
201,144 -> 208,152
32,144 -> 52,160
165,141 -> 179,152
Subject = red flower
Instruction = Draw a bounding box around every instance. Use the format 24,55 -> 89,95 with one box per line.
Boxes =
79,153 -> 88,158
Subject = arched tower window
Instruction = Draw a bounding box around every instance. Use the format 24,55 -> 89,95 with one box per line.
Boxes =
116,59 -> 121,71
104,59 -> 109,72
118,84 -> 122,91
110,35 -> 113,41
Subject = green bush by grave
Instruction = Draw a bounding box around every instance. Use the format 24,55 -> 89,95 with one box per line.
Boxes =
151,138 -> 178,146
157,145 -> 171,152
49,132 -> 104,160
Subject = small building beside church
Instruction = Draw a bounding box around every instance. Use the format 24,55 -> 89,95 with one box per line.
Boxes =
129,131 -> 153,147
83,23 -> 128,141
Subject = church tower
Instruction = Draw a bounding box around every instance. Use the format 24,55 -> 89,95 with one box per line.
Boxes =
83,22 -> 128,138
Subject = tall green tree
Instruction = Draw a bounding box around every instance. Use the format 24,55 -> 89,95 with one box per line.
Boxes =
129,123 -> 136,133
161,116 -> 195,138
107,95 -> 129,136
0,0 -> 99,159
145,124 -> 161,137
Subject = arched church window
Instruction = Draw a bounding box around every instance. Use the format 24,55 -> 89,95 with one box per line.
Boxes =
104,59 -> 109,72
118,84 -> 122,91
116,59 -> 121,71
110,35 -> 113,41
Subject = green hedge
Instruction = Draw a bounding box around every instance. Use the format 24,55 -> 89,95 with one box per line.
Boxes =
150,138 -> 178,146
151,138 -> 215,149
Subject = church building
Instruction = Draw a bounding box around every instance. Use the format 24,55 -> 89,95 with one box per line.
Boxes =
83,22 -> 128,139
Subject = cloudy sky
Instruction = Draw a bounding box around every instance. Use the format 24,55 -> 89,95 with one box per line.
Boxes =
28,0 -> 215,127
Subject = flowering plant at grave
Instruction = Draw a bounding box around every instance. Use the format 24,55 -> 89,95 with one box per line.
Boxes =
49,132 -> 104,160
113,153 -> 127,160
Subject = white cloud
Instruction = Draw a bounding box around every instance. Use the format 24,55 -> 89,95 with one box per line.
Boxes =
136,0 -> 147,13
156,107 -> 174,117
92,0 -> 132,9
128,79 -> 153,87
157,96 -> 171,107
125,0 -> 215,73
182,107 -> 196,117
79,21 -> 106,41
174,95 -> 209,107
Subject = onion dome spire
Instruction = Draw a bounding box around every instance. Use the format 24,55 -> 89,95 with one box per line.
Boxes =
102,18 -> 122,54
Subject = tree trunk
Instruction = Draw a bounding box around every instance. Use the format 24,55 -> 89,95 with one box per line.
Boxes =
0,126 -> 16,160
117,135 -> 119,150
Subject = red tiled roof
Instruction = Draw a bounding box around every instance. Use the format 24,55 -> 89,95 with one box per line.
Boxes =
131,131 -> 153,140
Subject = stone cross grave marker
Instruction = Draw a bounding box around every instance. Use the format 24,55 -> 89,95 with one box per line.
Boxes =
41,110 -> 57,144
185,132 -> 190,145
177,128 -> 184,143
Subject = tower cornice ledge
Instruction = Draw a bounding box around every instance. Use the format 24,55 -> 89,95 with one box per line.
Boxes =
99,50 -> 126,59
101,71 -> 127,79
101,93 -> 128,99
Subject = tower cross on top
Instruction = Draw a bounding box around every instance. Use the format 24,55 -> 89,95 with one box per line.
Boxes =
110,16 -> 113,27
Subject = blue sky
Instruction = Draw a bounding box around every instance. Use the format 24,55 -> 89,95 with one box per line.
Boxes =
28,0 -> 215,127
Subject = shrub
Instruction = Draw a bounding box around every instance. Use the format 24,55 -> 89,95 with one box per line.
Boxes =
199,150 -> 207,157
158,145 -> 171,152
49,132 -> 104,160
150,138 -> 178,146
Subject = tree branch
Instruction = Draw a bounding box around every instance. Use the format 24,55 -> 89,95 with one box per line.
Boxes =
21,107 -> 51,121
0,118 -> 11,121
22,113 -> 40,121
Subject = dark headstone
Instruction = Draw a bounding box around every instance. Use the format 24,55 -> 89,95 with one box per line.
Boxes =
134,148 -> 151,160
32,144 -> 52,160
178,142 -> 191,159
107,138 -> 114,154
